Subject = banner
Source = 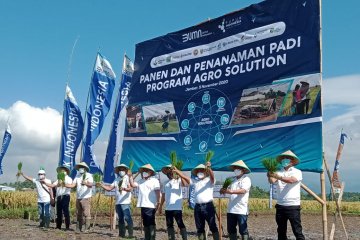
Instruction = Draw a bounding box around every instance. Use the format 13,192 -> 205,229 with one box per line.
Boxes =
83,53 -> 116,174
58,86 -> 84,172
331,132 -> 347,189
121,0 -> 322,172
0,124 -> 12,175
103,55 -> 134,183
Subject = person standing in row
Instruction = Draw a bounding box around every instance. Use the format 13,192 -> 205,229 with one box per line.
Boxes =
268,150 -> 305,240
191,161 -> 219,240
128,163 -> 160,240
98,164 -> 134,238
66,162 -> 93,233
159,164 -> 190,240
43,166 -> 72,230
220,160 -> 252,240
20,168 -> 54,229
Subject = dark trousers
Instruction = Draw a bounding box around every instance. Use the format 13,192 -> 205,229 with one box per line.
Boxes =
275,204 -> 305,240
194,201 -> 219,234
141,207 -> 156,227
56,194 -> 70,229
227,213 -> 249,236
165,210 -> 186,229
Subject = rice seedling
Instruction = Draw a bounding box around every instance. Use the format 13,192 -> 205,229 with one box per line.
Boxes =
16,162 -> 23,180
93,173 -> 102,183
57,172 -> 66,186
222,177 -> 233,189
262,157 -> 280,173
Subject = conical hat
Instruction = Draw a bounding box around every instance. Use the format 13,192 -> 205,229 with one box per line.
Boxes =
161,164 -> 172,174
139,164 -> 155,173
114,164 -> 129,174
57,166 -> 70,175
75,162 -> 90,172
276,150 -> 300,166
191,164 -> 206,176
230,160 -> 251,173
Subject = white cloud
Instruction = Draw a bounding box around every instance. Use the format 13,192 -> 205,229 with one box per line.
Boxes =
323,75 -> 360,106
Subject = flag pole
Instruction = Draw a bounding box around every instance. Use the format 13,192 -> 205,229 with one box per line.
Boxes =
66,35 -> 80,86
57,85 -> 67,167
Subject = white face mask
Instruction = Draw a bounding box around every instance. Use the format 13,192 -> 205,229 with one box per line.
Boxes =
39,175 -> 45,180
119,171 -> 126,177
197,172 -> 205,179
143,172 -> 149,178
79,168 -> 85,174
234,169 -> 243,176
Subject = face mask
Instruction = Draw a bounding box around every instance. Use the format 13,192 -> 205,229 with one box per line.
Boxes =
281,159 -> 291,168
119,171 -> 126,177
166,173 -> 173,179
143,172 -> 149,178
79,168 -> 85,174
197,172 -> 205,179
39,175 -> 45,180
234,169 -> 243,176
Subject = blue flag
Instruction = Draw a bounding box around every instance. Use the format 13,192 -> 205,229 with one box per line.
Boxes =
103,55 -> 134,183
0,124 -> 12,175
58,86 -> 84,172
83,53 -> 116,174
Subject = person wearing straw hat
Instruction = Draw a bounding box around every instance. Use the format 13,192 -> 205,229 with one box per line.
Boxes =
267,150 -> 305,240
42,166 -> 73,230
98,163 -> 134,238
159,164 -> 190,240
20,167 -> 54,229
65,162 -> 94,233
220,160 -> 251,240
128,163 -> 160,240
191,162 -> 219,240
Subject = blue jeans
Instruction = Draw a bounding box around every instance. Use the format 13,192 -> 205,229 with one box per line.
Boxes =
227,213 -> 249,236
194,202 -> 218,234
116,204 -> 133,226
38,202 -> 50,226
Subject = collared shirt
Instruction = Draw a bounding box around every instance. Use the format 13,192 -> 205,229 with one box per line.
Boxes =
134,176 -> 160,208
32,178 -> 52,203
53,175 -> 73,196
111,175 -> 132,205
190,176 -> 215,204
227,175 -> 251,215
275,167 -> 302,206
74,172 -> 94,199
162,178 -> 183,211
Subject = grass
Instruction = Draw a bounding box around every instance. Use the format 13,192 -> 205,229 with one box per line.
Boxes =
145,120 -> 180,134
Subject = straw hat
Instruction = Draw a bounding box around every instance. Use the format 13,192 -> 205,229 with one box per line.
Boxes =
229,160 -> 251,174
75,162 -> 90,172
191,164 -> 206,176
161,164 -> 172,174
114,163 -> 129,174
139,164 -> 155,173
57,166 -> 70,175
276,150 -> 300,166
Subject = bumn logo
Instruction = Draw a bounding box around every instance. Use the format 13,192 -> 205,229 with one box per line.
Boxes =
182,30 -> 203,42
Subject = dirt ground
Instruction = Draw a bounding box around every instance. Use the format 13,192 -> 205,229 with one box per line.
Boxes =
0,213 -> 359,240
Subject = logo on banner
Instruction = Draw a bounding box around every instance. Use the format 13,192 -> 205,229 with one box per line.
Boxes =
219,17 -> 242,33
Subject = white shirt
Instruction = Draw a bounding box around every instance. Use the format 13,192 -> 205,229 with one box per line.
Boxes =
162,178 -> 183,211
227,175 -> 251,215
74,173 -> 94,199
190,176 -> 215,204
32,178 -> 52,203
134,176 -> 160,208
54,175 -> 73,196
111,175 -> 132,205
275,167 -> 302,206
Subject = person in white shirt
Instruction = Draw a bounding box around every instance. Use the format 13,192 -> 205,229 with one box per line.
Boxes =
191,162 -> 219,240
66,162 -> 93,233
98,163 -> 134,238
268,150 -> 305,240
220,160 -> 251,240
20,168 -> 54,228
42,166 -> 73,230
159,164 -> 190,240
128,163 -> 160,240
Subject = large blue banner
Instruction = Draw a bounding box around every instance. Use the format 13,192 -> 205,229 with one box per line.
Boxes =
0,125 -> 12,175
103,55 -> 134,183
58,86 -> 84,172
121,0 -> 322,173
83,53 -> 116,174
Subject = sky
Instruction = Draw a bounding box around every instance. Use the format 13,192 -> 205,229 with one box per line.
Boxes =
0,0 -> 359,193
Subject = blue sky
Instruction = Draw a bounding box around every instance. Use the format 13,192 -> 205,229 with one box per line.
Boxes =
1,0 -> 360,192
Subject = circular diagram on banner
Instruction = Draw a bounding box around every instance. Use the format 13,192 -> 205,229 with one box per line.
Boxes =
178,88 -> 233,153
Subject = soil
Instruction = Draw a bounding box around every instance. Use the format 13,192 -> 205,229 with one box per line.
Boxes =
0,213 -> 359,239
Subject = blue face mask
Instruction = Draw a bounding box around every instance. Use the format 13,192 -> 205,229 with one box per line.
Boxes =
281,159 -> 291,168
